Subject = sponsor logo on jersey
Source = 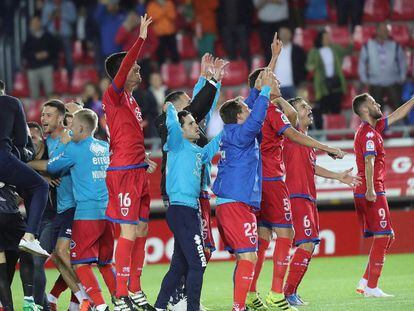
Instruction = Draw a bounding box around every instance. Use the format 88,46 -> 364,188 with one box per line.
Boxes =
90,142 -> 106,156
366,140 -> 375,151
366,131 -> 374,138
194,234 -> 207,267
281,114 -> 290,125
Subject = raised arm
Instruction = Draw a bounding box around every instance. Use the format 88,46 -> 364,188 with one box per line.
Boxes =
273,97 -> 298,127
112,14 -> 152,92
387,97 -> 414,127
315,166 -> 361,187
202,131 -> 223,163
165,103 -> 184,152
268,33 -> 283,72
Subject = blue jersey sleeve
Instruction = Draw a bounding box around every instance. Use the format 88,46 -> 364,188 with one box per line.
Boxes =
245,88 -> 260,110
47,143 -> 76,176
236,86 -> 270,144
202,131 -> 222,163
205,81 -> 222,127
165,104 -> 184,152
192,76 -> 207,99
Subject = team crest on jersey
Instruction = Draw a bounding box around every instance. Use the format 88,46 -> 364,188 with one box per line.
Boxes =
70,240 -> 76,249
90,142 -> 106,156
380,220 -> 387,229
121,208 -> 129,216
305,229 -> 312,237
285,212 -> 292,221
281,114 -> 290,125
366,131 -> 374,138
366,140 -> 375,151
249,236 -> 257,245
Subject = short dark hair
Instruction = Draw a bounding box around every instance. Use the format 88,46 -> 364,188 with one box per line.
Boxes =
248,68 -> 265,89
177,110 -> 191,127
105,52 -> 127,80
219,97 -> 243,124
352,93 -> 370,116
28,121 -> 43,136
287,97 -> 304,108
0,80 -> 5,92
165,91 -> 186,105
43,99 -> 66,116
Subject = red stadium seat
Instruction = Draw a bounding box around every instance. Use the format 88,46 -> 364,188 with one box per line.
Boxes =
363,0 -> 390,22
161,63 -> 188,89
26,99 -> 44,122
221,60 -> 248,87
293,28 -> 317,52
323,114 -> 347,140
12,72 -> 30,98
53,69 -> 70,94
327,26 -> 351,48
353,25 -> 376,50
225,88 -> 235,100
390,24 -> 410,47
214,39 -> 227,58
342,55 -> 358,79
72,40 -> 95,65
240,86 -> 249,99
341,83 -> 357,110
391,0 -> 414,20
70,67 -> 99,94
188,61 -> 200,88
249,31 -> 262,55
177,34 -> 197,59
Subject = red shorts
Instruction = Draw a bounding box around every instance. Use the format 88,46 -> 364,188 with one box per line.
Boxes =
216,202 -> 258,254
354,194 -> 394,237
200,191 -> 215,251
257,179 -> 292,228
70,220 -> 115,265
290,198 -> 320,246
106,168 -> 150,224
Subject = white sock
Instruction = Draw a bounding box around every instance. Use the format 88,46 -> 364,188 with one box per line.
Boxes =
96,304 -> 108,311
360,278 -> 368,285
47,293 -> 58,304
24,296 -> 34,302
69,302 -> 80,311
78,283 -> 89,300
74,291 -> 84,303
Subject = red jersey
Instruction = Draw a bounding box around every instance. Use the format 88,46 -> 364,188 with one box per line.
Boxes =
103,86 -> 145,167
354,118 -> 388,194
260,105 -> 291,178
283,129 -> 317,201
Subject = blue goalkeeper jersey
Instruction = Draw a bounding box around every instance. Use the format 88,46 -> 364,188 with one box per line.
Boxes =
46,135 -> 76,213
47,136 -> 109,220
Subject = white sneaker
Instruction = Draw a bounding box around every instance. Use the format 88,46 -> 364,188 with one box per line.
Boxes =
167,297 -> 187,311
356,278 -> 367,294
364,287 -> 394,298
19,239 -> 50,257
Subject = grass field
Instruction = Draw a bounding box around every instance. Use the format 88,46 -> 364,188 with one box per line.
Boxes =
11,253 -> 414,310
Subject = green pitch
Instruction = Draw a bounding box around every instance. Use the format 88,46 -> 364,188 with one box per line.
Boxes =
11,253 -> 414,310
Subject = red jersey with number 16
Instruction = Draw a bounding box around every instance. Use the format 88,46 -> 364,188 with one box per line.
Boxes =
354,118 -> 388,194
260,105 -> 291,178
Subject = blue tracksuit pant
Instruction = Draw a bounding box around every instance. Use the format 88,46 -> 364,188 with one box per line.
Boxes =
155,205 -> 207,311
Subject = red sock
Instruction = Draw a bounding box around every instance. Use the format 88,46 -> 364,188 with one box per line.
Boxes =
115,237 -> 134,297
283,248 -> 312,296
367,237 -> 389,288
250,238 -> 270,292
98,264 -> 117,296
50,274 -> 68,298
271,237 -> 292,293
75,265 -> 105,306
234,259 -> 255,308
70,292 -> 78,303
128,237 -> 146,293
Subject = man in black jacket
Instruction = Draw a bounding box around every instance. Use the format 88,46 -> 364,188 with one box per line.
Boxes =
0,80 -> 49,257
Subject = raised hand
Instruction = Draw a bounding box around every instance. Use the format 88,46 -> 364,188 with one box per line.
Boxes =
212,58 -> 229,82
139,14 -> 153,40
271,32 -> 283,58
261,68 -> 274,87
254,71 -> 264,90
200,53 -> 214,79
337,168 -> 362,187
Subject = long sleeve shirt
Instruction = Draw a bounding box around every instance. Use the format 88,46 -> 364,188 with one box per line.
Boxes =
42,0 -> 77,37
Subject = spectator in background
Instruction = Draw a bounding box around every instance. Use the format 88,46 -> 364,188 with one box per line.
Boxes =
22,16 -> 59,99
42,0 -> 77,81
274,27 -> 307,99
81,84 -> 108,140
148,72 -> 170,115
218,0 -> 253,69
99,76 -> 110,95
358,22 -> 407,111
193,0 -> 219,57
289,0 -> 307,29
307,29 -> 352,128
133,88 -> 159,140
147,0 -> 180,65
94,0 -> 125,59
336,0 -> 364,32
116,11 -> 158,87
254,0 -> 289,64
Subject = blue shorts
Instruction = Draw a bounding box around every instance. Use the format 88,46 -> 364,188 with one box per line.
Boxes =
53,207 -> 75,245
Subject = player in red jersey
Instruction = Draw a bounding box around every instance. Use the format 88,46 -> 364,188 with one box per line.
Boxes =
102,14 -> 156,310
245,36 -> 345,310
352,93 -> 414,298
281,97 -> 360,306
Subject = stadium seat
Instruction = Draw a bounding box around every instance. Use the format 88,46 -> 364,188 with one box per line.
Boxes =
391,0 -> 414,20
188,61 -> 200,88
12,72 -> 29,98
214,39 -> 227,58
323,114 -> 347,140
353,25 -> 376,50
363,0 -> 390,22
342,55 -> 358,79
224,88 -> 235,100
221,60 -> 248,87
177,34 -> 198,59
70,67 -> 99,94
26,99 -> 44,122
341,83 -> 357,110
72,40 -> 95,65
327,26 -> 351,48
293,27 -> 318,51
53,69 -> 70,94
390,24 -> 410,47
161,62 -> 188,89
249,31 -> 262,55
